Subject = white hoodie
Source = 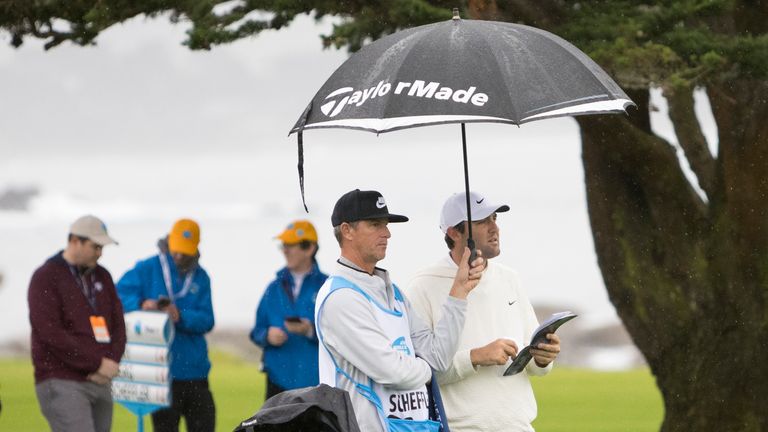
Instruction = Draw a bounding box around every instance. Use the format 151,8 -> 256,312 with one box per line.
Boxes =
406,255 -> 551,432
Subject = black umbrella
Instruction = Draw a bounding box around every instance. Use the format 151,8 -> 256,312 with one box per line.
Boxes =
290,10 -> 634,254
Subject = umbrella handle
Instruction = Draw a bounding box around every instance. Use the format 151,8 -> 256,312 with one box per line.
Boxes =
467,238 -> 478,266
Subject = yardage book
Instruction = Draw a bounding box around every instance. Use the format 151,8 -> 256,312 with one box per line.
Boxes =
503,311 -> 577,376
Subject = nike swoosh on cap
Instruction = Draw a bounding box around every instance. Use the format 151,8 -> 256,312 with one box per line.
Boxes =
476,198 -> 484,204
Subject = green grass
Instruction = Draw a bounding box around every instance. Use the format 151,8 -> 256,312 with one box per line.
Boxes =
0,353 -> 662,431
532,368 -> 664,432
0,351 -> 265,432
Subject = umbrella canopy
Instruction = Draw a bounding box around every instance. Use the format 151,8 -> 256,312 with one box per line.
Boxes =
290,15 -> 633,134
290,12 -> 634,252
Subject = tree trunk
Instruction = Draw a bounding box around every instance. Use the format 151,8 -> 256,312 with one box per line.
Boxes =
578,81 -> 768,431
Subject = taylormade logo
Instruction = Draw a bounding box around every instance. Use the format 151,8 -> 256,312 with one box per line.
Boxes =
320,80 -> 489,118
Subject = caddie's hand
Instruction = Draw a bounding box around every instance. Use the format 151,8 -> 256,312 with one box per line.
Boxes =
162,304 -> 180,323
449,247 -> 485,300
531,333 -> 561,367
97,357 -> 120,379
141,299 -> 158,310
285,318 -> 313,337
267,327 -> 288,346
87,373 -> 110,385
470,338 -> 518,366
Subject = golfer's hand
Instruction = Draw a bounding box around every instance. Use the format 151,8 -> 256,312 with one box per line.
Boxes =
267,327 -> 288,346
285,318 -> 313,338
470,339 -> 518,366
449,247 -> 485,299
531,333 -> 561,367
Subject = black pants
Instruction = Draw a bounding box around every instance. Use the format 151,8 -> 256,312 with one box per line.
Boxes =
152,379 -> 216,432
265,375 -> 286,401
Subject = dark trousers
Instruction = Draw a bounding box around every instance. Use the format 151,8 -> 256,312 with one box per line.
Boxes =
152,379 -> 216,432
265,375 -> 286,401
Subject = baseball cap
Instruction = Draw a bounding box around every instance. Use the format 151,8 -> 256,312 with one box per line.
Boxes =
331,189 -> 409,226
439,191 -> 510,233
70,215 -> 118,246
276,220 -> 318,244
168,218 -> 200,256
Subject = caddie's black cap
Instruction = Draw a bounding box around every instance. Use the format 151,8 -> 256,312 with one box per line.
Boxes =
331,189 -> 409,226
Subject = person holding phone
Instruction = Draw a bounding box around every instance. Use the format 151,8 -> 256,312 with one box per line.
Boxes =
116,219 -> 216,432
250,220 -> 328,399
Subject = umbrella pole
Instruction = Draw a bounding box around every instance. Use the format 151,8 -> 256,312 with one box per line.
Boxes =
461,123 -> 477,263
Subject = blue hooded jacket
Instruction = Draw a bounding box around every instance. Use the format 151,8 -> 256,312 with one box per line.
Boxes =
117,251 -> 214,381
251,262 -> 327,390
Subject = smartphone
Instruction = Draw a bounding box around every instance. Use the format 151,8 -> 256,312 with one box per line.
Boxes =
284,316 -> 302,323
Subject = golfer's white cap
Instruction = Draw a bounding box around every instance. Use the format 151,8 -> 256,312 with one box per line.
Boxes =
439,191 -> 510,233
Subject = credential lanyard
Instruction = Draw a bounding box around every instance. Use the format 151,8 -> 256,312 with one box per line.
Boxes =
159,253 -> 195,301
69,265 -> 97,312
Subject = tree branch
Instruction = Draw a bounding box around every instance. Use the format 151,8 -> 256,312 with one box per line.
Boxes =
468,0 -> 568,27
733,0 -> 768,35
707,79 -> 768,307
24,18 -> 75,50
467,0 -> 499,20
664,85 -> 717,199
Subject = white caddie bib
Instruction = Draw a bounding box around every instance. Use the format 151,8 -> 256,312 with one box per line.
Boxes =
316,276 -> 437,431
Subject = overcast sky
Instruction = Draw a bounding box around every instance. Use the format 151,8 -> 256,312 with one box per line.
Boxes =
0,13 -> 350,158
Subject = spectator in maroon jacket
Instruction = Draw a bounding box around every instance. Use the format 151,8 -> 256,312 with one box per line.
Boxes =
28,215 -> 127,432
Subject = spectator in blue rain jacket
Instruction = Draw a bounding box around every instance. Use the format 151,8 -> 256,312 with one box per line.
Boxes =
117,218 -> 215,432
251,220 -> 328,400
